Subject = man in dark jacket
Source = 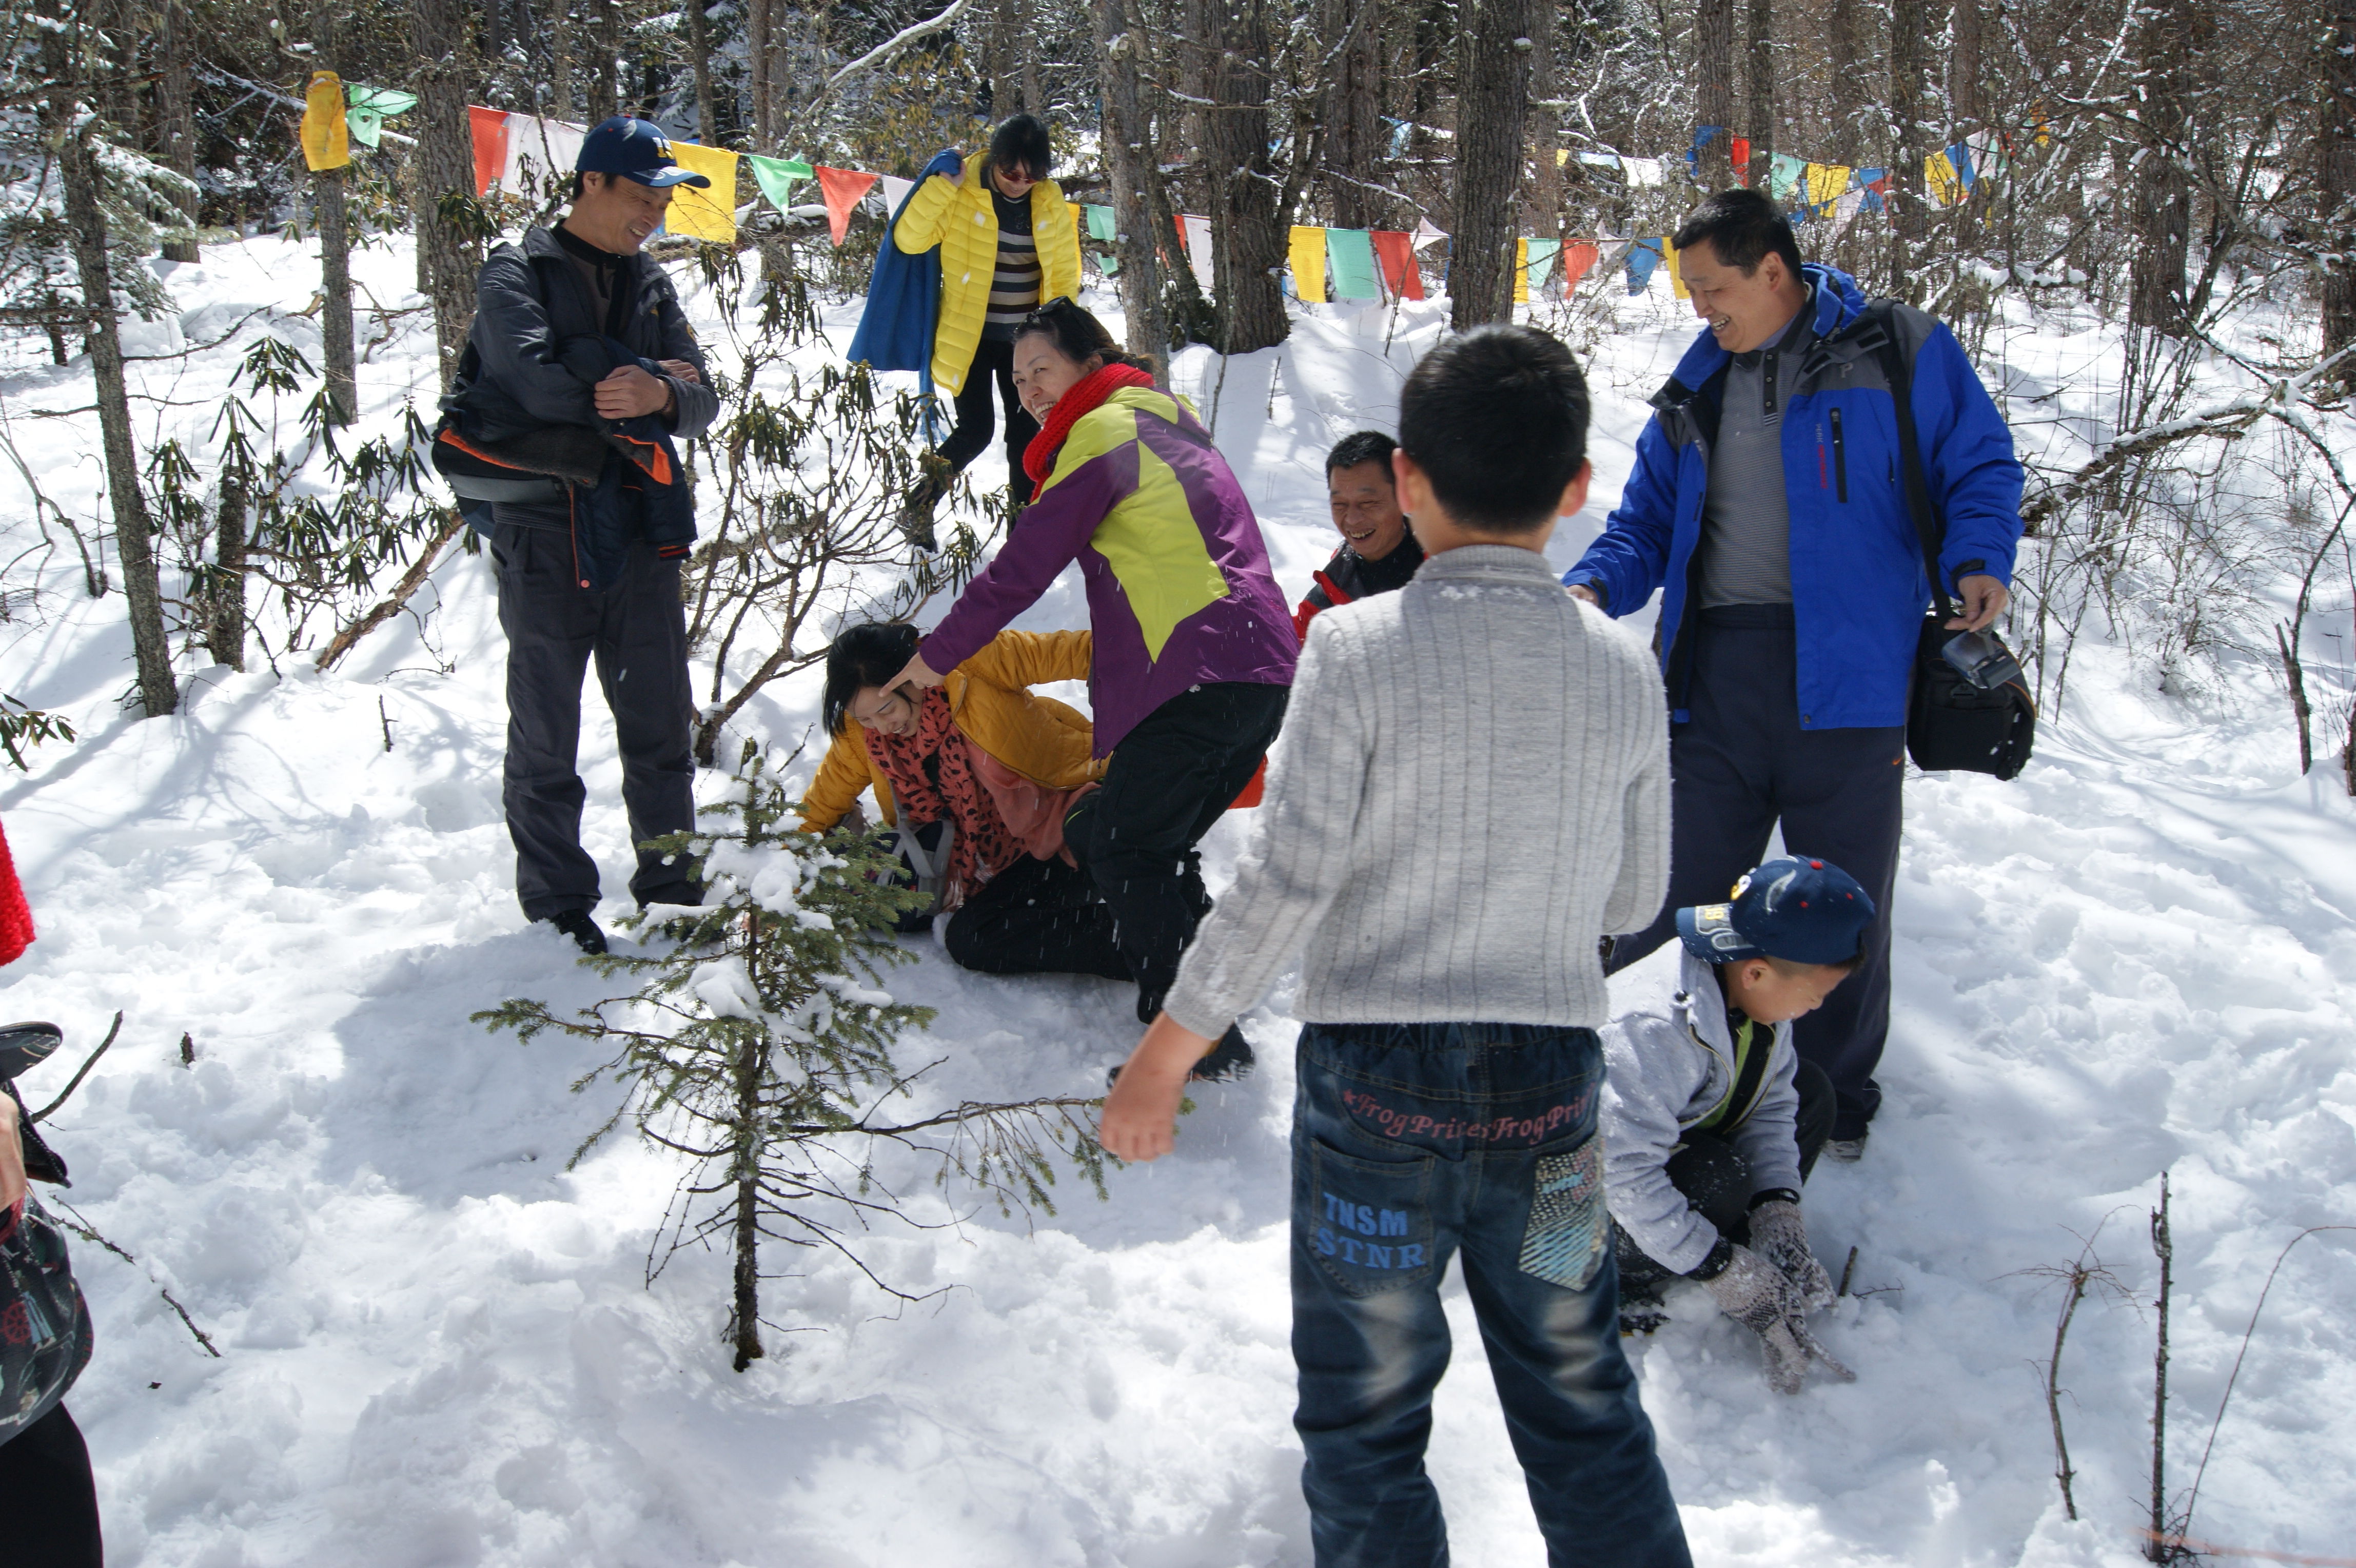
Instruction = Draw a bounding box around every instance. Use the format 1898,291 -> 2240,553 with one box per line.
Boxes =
1291,430 -> 1426,639
446,117 -> 721,954
1563,188 -> 2024,1155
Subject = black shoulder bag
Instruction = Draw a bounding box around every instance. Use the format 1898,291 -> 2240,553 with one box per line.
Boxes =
1868,306 -> 2037,780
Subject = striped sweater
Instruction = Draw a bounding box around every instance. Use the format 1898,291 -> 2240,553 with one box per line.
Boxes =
1163,544 -> 1671,1036
982,188 -> 1040,339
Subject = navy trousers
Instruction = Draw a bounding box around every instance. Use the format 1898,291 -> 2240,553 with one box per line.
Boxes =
492,521 -> 700,920
1607,604 -> 1904,1138
1291,1022 -> 1691,1568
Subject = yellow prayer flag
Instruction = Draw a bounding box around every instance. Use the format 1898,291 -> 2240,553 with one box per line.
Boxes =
664,142 -> 740,243
1665,236 -> 1688,299
1804,162 -> 1852,209
300,71 -> 349,172
1925,150 -> 1962,206
1514,237 -> 1530,304
1289,225 -> 1328,303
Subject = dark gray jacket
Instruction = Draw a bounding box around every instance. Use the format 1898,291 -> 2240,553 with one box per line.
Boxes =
448,225 -> 719,528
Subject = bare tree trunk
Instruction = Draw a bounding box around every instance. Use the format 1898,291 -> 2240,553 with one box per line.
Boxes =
413,0 -> 482,384
1529,0 -> 1561,242
586,0 -> 620,122
728,1026 -> 765,1373
486,0 -> 508,61
687,0 -> 717,142
1950,0 -> 1982,132
1101,0 -> 1173,366
209,478 -> 248,671
1827,0 -> 1866,166
156,0 -> 201,262
550,0 -> 579,118
1743,0 -> 1774,188
1451,0 -> 1533,328
1205,0 -> 1288,351
2326,0 -> 2356,367
2129,0 -> 2192,333
53,101 -> 176,716
1695,0 -> 1736,186
1888,0 -> 1938,296
1325,0 -> 1382,229
748,0 -> 772,146
315,4 -> 357,427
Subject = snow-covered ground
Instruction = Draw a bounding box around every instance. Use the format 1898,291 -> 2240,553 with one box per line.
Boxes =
1,233 -> 2352,1566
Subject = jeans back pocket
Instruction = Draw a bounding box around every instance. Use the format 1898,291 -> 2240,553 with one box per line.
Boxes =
1519,1134 -> 1605,1291
1303,1138 -> 1438,1298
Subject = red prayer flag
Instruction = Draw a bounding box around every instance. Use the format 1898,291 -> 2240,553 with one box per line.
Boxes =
1370,230 -> 1424,300
1730,137 -> 1751,184
1561,241 -> 1600,289
815,166 -> 880,246
469,105 -> 511,198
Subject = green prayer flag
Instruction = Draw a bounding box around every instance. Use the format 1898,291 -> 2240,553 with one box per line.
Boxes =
343,83 -> 417,149
1524,236 -> 1562,291
1324,227 -> 1380,301
749,154 -> 815,209
1085,204 -> 1116,243
1769,152 -> 1807,202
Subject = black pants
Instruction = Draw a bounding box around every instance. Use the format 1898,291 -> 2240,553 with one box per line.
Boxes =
1615,1058 -> 1837,1296
1064,681 -> 1290,1019
937,337 -> 1039,513
493,521 -> 699,920
941,853 -> 1131,980
1606,604 -> 1904,1138
0,1403 -> 103,1566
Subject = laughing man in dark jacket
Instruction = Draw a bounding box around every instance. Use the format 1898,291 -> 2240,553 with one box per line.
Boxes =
1564,188 -> 2024,1155
445,117 -> 721,954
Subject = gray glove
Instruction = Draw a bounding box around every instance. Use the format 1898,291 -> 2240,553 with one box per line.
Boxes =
1700,1244 -> 1856,1395
1748,1199 -> 1836,1308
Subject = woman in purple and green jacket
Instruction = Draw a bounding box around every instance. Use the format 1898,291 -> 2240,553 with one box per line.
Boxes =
889,300 -> 1295,1065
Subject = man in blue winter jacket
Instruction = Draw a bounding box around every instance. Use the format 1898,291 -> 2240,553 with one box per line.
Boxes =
1564,188 -> 2023,1155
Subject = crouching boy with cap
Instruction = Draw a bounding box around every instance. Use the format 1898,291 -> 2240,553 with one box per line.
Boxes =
1602,855 -> 1864,1395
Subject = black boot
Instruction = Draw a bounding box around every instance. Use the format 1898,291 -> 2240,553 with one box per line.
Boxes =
1105,1024 -> 1255,1089
898,453 -> 954,551
543,909 -> 608,955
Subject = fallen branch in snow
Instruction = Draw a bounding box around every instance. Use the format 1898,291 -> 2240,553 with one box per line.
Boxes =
26,1010 -> 121,1124
53,1200 -> 222,1359
310,510 -> 466,673
2012,1219 -> 2136,1524
2134,1531 -> 2356,1567
2180,1225 -> 2356,1543
2020,346 -> 2356,536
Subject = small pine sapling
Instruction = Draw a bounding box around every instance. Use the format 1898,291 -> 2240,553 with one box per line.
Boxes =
477,743 -> 1106,1371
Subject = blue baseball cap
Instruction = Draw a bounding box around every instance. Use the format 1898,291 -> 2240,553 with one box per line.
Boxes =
1676,856 -> 1875,966
577,116 -> 711,188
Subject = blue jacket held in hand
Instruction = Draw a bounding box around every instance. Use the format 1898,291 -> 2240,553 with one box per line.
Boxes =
1563,264 -> 2024,730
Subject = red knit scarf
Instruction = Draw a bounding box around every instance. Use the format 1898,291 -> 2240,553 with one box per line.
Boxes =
1022,362 -> 1156,499
863,688 -> 1023,911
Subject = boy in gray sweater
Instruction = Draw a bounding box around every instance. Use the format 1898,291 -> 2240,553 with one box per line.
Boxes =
1100,326 -> 1690,1568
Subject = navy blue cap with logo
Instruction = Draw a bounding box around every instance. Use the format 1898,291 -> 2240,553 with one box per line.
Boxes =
576,116 -> 712,188
1675,855 -> 1875,966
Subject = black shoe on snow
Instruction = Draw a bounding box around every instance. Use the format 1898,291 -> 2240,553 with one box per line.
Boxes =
1104,1026 -> 1257,1090
898,455 -> 954,551
1191,1025 -> 1255,1083
1824,1131 -> 1869,1164
543,909 -> 608,955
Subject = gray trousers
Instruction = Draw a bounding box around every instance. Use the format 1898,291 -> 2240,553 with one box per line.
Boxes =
491,520 -> 698,919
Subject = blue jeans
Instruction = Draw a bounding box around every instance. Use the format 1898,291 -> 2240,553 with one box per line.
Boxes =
1291,1022 -> 1691,1568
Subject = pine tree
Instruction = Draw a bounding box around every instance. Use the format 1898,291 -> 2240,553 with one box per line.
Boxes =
477,745 -> 1107,1371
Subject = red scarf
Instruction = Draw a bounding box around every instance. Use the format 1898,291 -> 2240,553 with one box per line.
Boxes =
863,688 -> 1023,911
1022,363 -> 1156,499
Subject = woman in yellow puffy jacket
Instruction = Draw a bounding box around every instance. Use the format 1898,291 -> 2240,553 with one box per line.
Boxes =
799,622 -> 1127,981
891,114 -> 1083,538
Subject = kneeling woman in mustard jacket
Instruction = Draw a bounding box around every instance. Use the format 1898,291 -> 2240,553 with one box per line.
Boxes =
800,621 -> 1126,979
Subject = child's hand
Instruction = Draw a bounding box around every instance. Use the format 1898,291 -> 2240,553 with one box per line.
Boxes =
1097,1013 -> 1214,1163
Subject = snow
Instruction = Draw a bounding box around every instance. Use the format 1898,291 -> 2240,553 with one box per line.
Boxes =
2,232 -> 2353,1565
